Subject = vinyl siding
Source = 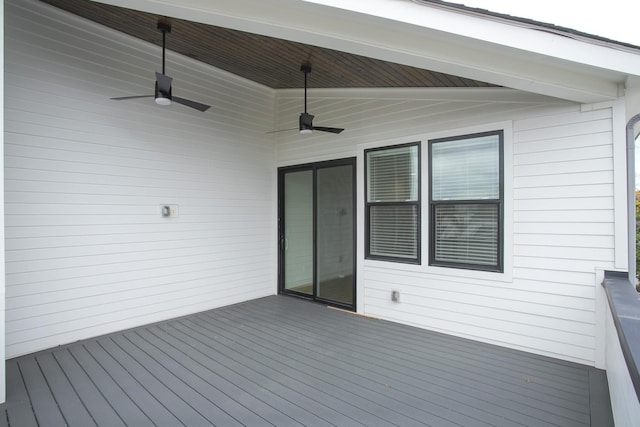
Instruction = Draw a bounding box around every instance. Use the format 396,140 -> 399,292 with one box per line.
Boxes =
4,0 -> 276,357
275,90 -> 616,365
275,89 -> 573,165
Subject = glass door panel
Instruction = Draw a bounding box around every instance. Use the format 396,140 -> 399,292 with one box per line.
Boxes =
317,165 -> 354,305
279,158 -> 355,309
283,170 -> 313,295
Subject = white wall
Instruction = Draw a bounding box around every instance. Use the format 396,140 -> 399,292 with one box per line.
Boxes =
605,304 -> 640,426
4,0 -> 277,357
275,88 -> 617,365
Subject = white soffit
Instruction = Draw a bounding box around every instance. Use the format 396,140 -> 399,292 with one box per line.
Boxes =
92,0 -> 639,103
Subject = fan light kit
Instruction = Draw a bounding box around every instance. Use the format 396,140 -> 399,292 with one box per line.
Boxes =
269,62 -> 344,135
155,95 -> 171,106
111,20 -> 210,112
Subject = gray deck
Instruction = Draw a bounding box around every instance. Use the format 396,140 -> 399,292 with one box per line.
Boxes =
1,295 -> 613,426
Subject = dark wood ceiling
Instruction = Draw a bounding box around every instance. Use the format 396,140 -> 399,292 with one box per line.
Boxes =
40,0 -> 497,89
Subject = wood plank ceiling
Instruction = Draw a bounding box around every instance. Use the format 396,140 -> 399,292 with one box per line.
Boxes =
40,0 -> 497,89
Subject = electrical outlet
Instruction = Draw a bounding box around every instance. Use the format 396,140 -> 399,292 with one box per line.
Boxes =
160,204 -> 179,217
391,290 -> 400,302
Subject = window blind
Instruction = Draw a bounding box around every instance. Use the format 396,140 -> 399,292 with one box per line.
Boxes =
367,145 -> 418,202
369,205 -> 418,259
431,135 -> 499,201
429,131 -> 502,271
434,204 -> 498,266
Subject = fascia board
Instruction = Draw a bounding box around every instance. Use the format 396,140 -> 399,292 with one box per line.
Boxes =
92,0 -> 633,103
305,0 -> 640,76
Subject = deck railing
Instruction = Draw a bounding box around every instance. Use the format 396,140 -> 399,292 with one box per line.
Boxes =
602,271 -> 640,426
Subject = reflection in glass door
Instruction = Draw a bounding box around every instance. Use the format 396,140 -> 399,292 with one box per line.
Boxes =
279,159 -> 355,309
282,170 -> 313,296
317,165 -> 354,305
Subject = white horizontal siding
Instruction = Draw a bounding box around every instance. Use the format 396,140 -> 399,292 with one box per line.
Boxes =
513,108 -> 615,278
275,79 -> 616,365
4,0 -> 276,357
506,108 -> 614,364
275,88 -> 573,165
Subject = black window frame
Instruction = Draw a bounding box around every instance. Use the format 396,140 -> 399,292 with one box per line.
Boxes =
365,142 -> 421,264
428,130 -> 504,272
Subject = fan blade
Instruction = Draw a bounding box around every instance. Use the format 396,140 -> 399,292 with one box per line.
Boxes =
171,96 -> 210,112
266,127 -> 299,134
312,126 -> 344,134
110,95 -> 154,100
155,72 -> 173,94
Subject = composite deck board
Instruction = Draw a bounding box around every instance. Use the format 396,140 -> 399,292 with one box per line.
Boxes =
284,299 -> 591,400
124,329 -> 272,426
131,328 -> 300,426
232,305 -> 589,426
180,316 -> 462,426
261,296 -> 589,389
68,343 -> 155,427
157,321 -> 341,426
167,320 -> 380,427
221,299 -> 590,426
52,348 -> 128,426
198,307 -> 521,426
18,357 -> 69,427
150,321 -> 323,426
109,333 -> 252,426
0,295 -> 613,426
322,311 -> 589,392
138,326 -> 306,426
4,360 -> 38,427
34,353 -> 98,427
95,337 -> 214,426
137,326 -> 372,425
588,369 -> 614,427
80,340 -> 178,427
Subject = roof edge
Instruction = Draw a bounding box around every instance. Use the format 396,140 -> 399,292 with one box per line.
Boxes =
412,0 -> 640,53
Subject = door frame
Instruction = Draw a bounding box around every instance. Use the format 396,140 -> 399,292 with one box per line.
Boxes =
277,157 -> 357,311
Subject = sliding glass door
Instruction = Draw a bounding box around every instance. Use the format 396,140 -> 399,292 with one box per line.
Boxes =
279,158 -> 355,309
281,169 -> 314,296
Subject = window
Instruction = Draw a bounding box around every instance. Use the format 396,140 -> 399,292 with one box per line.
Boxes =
365,143 -> 420,263
429,131 -> 503,271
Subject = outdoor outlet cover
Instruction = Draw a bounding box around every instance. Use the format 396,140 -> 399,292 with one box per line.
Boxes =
160,204 -> 179,217
391,290 -> 400,302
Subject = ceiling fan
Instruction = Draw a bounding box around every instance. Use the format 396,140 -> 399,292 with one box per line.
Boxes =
111,20 -> 210,112
270,62 -> 344,135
